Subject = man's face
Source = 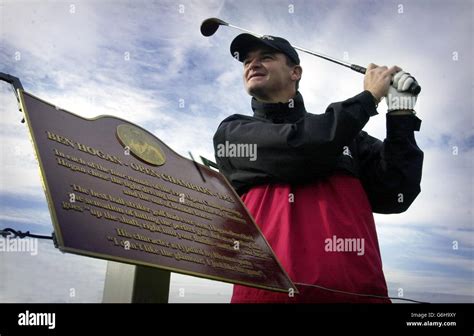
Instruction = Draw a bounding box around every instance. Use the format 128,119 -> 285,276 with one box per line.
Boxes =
243,47 -> 297,100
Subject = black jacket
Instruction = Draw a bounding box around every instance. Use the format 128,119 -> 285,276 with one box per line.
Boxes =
213,91 -> 423,214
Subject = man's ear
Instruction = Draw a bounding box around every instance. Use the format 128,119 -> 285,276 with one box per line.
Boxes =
291,65 -> 302,81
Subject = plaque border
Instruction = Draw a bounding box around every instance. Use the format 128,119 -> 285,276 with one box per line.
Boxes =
18,89 -> 299,294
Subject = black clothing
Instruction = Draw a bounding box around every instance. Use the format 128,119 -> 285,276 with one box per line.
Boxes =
213,91 -> 423,214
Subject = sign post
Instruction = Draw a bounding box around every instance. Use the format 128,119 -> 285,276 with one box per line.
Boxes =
102,262 -> 170,303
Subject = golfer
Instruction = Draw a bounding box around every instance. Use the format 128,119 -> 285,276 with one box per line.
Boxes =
213,34 -> 423,303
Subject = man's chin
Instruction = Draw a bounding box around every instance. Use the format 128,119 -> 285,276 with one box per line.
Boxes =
247,83 -> 268,96
247,86 -> 272,101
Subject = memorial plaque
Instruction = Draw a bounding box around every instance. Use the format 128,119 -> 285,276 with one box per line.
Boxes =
18,90 -> 297,293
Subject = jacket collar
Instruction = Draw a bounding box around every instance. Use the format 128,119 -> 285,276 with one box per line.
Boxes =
251,91 -> 306,123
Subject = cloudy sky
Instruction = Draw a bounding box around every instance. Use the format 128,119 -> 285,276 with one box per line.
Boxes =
0,0 -> 472,303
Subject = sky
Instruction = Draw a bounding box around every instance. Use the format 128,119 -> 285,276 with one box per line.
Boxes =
0,0 -> 472,303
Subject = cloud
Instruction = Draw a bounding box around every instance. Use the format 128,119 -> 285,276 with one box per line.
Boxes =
169,273 -> 232,303
0,239 -> 107,303
385,268 -> 473,299
0,206 -> 51,228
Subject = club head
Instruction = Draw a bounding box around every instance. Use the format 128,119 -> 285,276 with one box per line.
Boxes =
200,17 -> 229,37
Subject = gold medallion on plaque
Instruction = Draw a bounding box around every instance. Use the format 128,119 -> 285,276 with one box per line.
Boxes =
116,124 -> 166,166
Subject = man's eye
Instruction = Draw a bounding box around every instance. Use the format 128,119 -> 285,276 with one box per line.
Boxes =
262,55 -> 273,60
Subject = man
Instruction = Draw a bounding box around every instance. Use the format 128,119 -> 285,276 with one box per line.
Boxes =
213,34 -> 423,303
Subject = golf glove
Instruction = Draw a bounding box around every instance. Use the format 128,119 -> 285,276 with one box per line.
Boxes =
385,71 -> 418,112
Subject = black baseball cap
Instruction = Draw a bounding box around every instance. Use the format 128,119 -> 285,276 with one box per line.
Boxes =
230,33 -> 300,65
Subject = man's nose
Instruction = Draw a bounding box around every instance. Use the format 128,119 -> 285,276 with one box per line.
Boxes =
248,57 -> 262,69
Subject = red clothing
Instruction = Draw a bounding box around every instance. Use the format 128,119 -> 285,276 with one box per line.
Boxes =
231,173 -> 390,303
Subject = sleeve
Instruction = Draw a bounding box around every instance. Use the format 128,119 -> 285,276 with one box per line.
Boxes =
213,91 -> 378,193
356,114 -> 424,214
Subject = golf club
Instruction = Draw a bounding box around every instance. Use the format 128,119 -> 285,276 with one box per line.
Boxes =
201,17 -> 421,95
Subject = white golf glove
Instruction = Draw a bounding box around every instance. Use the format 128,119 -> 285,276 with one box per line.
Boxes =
385,70 -> 418,112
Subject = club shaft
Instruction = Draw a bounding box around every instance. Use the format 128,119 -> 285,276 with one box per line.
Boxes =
292,45 -> 354,69
227,23 -> 263,38
227,23 -> 358,71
